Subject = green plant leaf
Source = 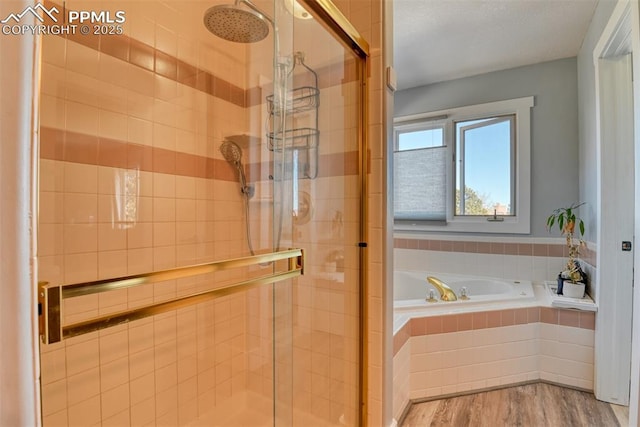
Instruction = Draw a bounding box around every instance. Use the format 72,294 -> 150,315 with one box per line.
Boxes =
547,203 -> 587,237
547,216 -> 555,229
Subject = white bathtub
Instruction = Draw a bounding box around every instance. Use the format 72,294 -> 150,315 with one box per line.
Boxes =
394,270 -> 536,311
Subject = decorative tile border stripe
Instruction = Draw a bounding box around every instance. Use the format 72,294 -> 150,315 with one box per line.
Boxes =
40,126 -> 362,180
40,126 -> 237,181
393,321 -> 411,355
395,238 -> 597,265
246,149 -> 363,180
393,307 -> 596,356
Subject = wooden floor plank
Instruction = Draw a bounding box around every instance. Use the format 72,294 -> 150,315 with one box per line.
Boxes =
610,403 -> 629,426
402,400 -> 440,426
401,383 -> 620,427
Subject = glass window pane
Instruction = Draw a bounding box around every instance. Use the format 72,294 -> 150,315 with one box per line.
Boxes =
455,116 -> 514,216
398,127 -> 443,151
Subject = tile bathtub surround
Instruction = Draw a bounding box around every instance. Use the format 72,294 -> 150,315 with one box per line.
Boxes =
392,339 -> 411,423
394,238 -> 598,267
581,244 -> 597,268
393,307 -> 595,358
393,320 -> 411,356
391,308 -> 596,416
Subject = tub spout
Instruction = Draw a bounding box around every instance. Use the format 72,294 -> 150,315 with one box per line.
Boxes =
427,276 -> 458,301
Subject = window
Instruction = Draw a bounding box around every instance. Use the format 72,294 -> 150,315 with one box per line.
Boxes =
393,97 -> 533,234
455,115 -> 515,216
393,120 -> 447,222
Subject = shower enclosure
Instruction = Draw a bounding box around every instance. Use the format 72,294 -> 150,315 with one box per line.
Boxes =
36,0 -> 368,425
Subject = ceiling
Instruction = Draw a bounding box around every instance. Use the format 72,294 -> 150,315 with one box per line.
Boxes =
393,0 -> 599,91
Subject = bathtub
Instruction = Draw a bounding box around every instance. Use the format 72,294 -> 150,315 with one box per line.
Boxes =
394,270 -> 536,311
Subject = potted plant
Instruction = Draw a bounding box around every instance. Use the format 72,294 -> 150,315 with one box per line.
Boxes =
546,202 -> 587,297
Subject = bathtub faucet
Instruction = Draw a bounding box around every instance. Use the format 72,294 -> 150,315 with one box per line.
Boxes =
427,276 -> 458,301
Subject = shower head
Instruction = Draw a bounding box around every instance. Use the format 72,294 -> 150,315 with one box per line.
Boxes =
203,1 -> 271,43
220,140 -> 254,198
220,139 -> 243,165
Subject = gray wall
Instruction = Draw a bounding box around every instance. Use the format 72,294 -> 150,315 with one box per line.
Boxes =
395,57 -> 580,237
577,0 -> 617,244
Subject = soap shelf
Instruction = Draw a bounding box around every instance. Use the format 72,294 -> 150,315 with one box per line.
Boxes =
266,86 -> 319,115
267,127 -> 319,151
543,281 -> 597,312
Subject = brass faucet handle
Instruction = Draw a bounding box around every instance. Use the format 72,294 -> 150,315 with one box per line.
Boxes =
426,289 -> 438,303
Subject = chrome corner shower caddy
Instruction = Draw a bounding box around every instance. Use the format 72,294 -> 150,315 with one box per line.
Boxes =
267,51 -> 320,179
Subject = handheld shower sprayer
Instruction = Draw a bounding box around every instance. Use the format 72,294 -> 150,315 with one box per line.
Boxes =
220,139 -> 257,256
220,140 -> 255,198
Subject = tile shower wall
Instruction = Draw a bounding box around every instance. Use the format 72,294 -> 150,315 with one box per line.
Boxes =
392,308 -> 596,421
40,3 -> 378,425
38,0 -> 254,424
37,2 -> 388,427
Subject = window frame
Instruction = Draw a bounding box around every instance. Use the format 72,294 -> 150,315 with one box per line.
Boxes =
393,96 -> 534,234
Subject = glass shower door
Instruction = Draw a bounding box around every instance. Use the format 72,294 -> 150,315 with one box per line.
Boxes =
270,1 -> 365,424
36,0 -> 365,425
37,0 -> 303,425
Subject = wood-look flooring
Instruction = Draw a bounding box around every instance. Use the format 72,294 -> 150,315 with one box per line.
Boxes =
401,383 -> 622,427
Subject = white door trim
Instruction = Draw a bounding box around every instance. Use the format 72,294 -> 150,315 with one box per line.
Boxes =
593,0 -> 634,406
629,0 -> 640,424
0,0 -> 41,424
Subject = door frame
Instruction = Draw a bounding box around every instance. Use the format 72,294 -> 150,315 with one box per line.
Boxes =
629,0 -> 640,423
593,0 -> 640,421
0,0 -> 41,424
